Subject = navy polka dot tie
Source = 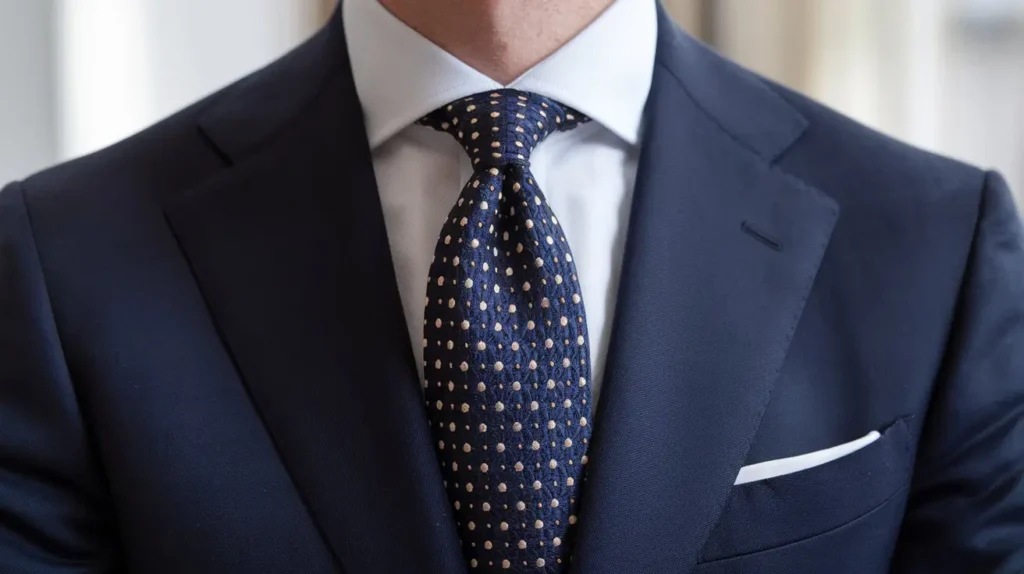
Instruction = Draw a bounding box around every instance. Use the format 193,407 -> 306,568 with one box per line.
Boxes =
419,90 -> 593,572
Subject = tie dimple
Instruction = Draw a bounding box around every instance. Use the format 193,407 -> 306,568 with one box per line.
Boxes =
419,90 -> 593,573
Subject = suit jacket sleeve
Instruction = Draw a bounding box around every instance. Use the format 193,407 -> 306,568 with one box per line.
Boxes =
891,171 -> 1024,573
0,182 -> 118,572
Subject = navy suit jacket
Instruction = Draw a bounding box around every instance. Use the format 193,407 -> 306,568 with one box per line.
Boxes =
2,5 -> 1023,573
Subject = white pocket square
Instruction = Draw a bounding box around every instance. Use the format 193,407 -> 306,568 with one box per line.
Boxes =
734,430 -> 882,485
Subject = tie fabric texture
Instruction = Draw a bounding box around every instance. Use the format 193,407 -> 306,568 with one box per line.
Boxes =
419,90 -> 594,572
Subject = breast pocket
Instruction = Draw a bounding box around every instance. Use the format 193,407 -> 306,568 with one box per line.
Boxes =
699,416 -> 914,563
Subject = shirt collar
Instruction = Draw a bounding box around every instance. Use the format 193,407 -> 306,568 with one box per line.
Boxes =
343,0 -> 657,149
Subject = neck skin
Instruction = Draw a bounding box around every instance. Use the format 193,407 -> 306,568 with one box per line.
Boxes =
378,0 -> 615,85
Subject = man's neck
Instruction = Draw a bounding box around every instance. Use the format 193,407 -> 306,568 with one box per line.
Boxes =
378,0 -> 615,85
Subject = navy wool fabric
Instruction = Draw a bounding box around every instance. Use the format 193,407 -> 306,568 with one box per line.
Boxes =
419,91 -> 593,572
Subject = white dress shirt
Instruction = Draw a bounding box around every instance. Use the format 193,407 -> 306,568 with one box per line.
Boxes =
343,0 -> 657,405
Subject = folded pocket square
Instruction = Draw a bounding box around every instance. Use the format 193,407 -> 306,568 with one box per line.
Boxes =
734,430 -> 882,485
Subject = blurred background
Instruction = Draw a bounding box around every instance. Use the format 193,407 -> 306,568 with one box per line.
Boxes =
1,0 -> 1022,206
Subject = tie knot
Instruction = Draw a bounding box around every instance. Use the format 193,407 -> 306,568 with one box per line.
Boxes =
419,90 -> 588,169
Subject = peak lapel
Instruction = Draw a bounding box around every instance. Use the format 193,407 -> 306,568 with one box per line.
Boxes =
572,11 -> 839,573
163,9 -> 464,574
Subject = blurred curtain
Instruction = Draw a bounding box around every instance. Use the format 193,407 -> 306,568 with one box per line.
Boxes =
676,0 -> 1024,204
55,0 -> 325,160
0,0 -> 57,182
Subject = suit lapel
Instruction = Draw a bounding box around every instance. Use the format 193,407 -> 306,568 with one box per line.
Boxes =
572,10 -> 839,573
164,10 -> 464,574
